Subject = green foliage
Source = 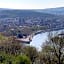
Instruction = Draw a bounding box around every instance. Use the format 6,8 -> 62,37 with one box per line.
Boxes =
0,51 -> 15,64
23,46 -> 38,63
14,55 -> 31,64
0,34 -> 31,64
31,26 -> 46,31
0,51 -> 31,64
0,34 -> 8,40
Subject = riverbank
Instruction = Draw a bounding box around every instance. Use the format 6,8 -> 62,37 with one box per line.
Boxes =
30,29 -> 64,51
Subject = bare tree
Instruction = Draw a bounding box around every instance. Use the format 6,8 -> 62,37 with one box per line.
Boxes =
41,32 -> 64,64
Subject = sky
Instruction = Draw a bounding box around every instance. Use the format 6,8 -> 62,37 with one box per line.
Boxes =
0,0 -> 64,9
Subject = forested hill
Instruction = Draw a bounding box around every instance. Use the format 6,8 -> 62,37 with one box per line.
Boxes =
0,8 -> 56,18
0,7 -> 64,18
36,7 -> 64,15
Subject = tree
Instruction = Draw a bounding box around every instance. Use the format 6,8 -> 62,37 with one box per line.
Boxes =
40,32 -> 64,64
14,55 -> 31,64
0,34 -> 23,55
23,46 -> 38,64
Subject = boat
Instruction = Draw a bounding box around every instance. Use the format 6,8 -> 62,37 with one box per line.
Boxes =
16,35 -> 32,44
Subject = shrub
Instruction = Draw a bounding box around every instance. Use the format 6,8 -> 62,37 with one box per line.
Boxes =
14,55 -> 31,64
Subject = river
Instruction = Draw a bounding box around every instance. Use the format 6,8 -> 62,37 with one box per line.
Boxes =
30,29 -> 64,51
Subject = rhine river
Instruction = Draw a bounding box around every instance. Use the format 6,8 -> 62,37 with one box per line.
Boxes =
30,29 -> 64,51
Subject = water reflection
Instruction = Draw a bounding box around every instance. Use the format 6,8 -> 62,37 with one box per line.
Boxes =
30,29 -> 64,51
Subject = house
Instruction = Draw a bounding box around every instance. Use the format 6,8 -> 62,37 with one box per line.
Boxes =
16,32 -> 32,44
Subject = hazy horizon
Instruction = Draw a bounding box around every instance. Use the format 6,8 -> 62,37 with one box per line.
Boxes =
0,0 -> 64,9
0,7 -> 64,10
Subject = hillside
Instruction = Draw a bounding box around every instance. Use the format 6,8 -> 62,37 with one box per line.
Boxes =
0,8 -> 55,18
36,7 -> 64,15
0,8 -> 64,34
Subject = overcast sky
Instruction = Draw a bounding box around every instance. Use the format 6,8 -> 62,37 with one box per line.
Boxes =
0,0 -> 64,9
